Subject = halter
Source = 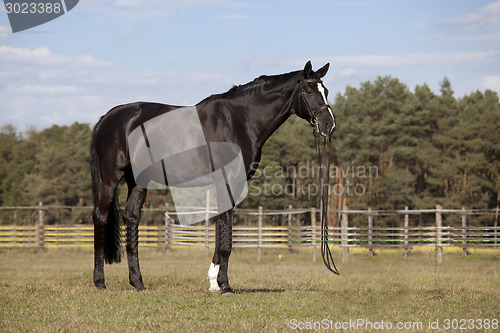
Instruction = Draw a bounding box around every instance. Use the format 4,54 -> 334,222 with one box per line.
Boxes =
298,79 -> 332,135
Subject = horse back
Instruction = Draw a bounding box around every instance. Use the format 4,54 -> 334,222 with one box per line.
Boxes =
92,102 -> 179,171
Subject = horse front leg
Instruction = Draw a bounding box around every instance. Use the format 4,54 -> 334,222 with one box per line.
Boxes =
124,186 -> 147,291
217,209 -> 234,294
208,209 -> 234,295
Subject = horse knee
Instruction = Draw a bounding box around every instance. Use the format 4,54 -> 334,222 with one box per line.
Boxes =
124,187 -> 145,222
123,209 -> 139,222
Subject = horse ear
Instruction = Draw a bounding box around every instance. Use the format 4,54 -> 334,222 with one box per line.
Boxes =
317,63 -> 330,78
303,61 -> 312,77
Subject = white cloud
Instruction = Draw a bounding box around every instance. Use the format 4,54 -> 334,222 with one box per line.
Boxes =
0,46 -> 107,84
434,1 -> 500,44
0,26 -> 11,39
81,0 -> 170,19
331,1 -> 371,7
81,0 -> 249,20
115,28 -> 136,39
114,0 -> 141,8
236,52 -> 500,99
8,85 -> 77,95
434,32 -> 500,43
0,45 -> 237,129
251,51 -> 500,73
2,44 -> 498,130
216,14 -> 251,21
482,75 -> 500,92
332,51 -> 500,69
439,0 -> 500,28
336,68 -> 359,79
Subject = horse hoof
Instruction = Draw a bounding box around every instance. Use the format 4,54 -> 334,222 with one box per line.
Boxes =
133,284 -> 147,291
221,285 -> 234,296
95,283 -> 106,290
130,278 -> 147,291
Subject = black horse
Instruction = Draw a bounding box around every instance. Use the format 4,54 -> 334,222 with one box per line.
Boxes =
91,61 -> 335,294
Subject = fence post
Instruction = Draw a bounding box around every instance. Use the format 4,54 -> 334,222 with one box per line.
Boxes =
38,202 -> 44,249
436,205 -> 443,265
404,206 -> 409,258
341,204 -> 349,263
205,190 -> 210,257
311,207 -> 317,262
287,204 -> 293,252
257,206 -> 263,261
462,207 -> 467,256
164,212 -> 171,253
368,208 -> 373,257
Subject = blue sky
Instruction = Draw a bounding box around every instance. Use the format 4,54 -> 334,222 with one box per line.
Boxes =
1,0 -> 500,130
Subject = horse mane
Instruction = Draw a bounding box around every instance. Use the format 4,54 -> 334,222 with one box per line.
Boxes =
200,70 -> 299,103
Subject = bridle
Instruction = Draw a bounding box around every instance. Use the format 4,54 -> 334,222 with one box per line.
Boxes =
298,79 -> 332,135
297,79 -> 339,275
277,76 -> 339,275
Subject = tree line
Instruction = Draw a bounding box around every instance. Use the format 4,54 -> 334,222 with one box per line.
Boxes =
1,77 -> 499,225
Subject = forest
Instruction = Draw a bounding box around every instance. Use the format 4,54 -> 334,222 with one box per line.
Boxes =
1,76 -> 499,225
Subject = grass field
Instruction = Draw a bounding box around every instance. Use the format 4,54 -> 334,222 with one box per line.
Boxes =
0,248 -> 499,332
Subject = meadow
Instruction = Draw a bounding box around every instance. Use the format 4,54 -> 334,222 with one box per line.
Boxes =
0,248 -> 499,332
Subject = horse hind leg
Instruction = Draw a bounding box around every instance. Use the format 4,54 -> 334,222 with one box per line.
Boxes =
124,183 -> 147,291
93,179 -> 121,290
93,208 -> 108,289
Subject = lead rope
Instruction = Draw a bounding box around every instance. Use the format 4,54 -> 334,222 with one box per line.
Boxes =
300,80 -> 339,274
315,131 -> 340,275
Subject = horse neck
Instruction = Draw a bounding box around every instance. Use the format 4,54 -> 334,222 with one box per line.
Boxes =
197,72 -> 299,148
246,74 -> 298,147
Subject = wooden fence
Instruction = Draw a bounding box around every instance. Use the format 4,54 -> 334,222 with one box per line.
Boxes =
1,204 -> 499,263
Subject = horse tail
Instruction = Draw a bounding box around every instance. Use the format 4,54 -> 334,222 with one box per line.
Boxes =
90,130 -> 122,264
90,133 -> 100,208
104,198 -> 121,264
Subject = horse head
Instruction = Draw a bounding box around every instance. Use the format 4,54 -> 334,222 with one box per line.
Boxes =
294,61 -> 336,137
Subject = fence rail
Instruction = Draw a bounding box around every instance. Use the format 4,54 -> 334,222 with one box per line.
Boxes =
1,225 -> 498,247
1,204 -> 499,263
